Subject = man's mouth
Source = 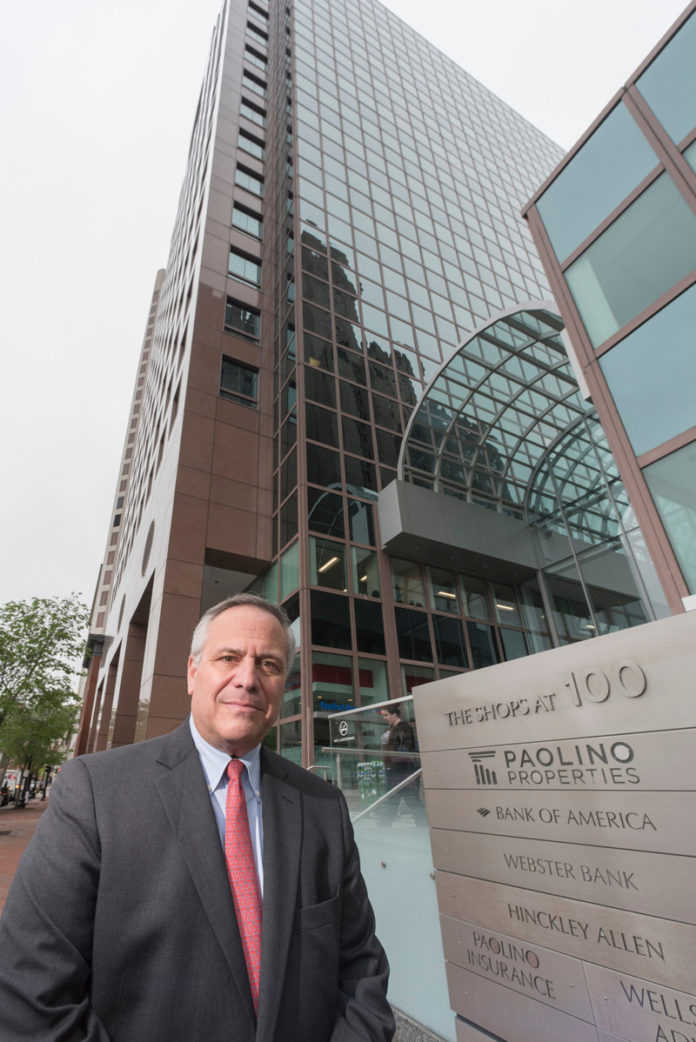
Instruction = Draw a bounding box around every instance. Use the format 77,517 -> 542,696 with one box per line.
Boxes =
219,699 -> 262,713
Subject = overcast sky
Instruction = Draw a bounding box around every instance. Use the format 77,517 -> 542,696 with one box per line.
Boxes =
0,0 -> 687,610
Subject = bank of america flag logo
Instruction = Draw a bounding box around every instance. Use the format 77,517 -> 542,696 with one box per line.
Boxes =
469,750 -> 497,786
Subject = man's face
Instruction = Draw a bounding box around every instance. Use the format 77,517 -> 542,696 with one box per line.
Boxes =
187,605 -> 289,757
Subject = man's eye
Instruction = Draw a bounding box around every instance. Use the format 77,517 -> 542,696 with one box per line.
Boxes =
261,660 -> 281,673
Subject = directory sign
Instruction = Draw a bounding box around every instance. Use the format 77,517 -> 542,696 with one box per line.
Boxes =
414,611 -> 696,1042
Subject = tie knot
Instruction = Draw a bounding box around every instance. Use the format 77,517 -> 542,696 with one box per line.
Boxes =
228,758 -> 244,782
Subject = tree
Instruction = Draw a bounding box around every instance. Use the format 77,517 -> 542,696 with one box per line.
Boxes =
0,595 -> 89,767
0,696 -> 79,770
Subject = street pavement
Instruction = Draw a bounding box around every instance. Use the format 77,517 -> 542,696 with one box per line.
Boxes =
0,796 -> 49,913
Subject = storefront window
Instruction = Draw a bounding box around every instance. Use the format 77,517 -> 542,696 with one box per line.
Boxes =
311,651 -> 354,713
351,547 -> 380,597
500,628 -> 528,661
428,567 -> 458,613
279,541 -> 299,598
493,584 -> 521,626
392,558 -> 425,607
278,719 -> 302,766
354,600 -> 386,654
432,614 -> 468,668
460,574 -> 490,620
395,607 -> 431,661
310,591 -> 352,648
401,664 -> 434,698
466,622 -> 501,668
310,537 -> 347,591
357,657 -> 389,706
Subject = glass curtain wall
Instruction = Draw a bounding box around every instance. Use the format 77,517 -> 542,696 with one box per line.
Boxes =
256,0 -> 563,763
527,7 -> 696,603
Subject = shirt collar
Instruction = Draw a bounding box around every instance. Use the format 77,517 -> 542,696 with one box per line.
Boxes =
188,715 -> 262,801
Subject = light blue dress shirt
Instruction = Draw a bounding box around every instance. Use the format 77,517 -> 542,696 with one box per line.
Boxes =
188,716 -> 264,894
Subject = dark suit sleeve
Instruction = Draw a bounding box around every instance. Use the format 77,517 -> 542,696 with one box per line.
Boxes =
0,758 -> 111,1041
330,792 -> 395,1042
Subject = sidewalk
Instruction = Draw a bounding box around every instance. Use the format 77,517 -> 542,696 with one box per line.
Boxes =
0,797 -> 50,913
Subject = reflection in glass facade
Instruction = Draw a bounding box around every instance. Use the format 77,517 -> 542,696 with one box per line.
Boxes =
397,306 -> 651,647
525,6 -> 696,607
243,0 -> 574,764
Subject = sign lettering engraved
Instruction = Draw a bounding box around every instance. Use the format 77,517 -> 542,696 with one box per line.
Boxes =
415,613 -> 696,1040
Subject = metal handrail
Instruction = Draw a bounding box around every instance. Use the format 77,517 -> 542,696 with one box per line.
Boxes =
319,746 -> 420,760
350,767 -> 423,824
306,764 -> 330,779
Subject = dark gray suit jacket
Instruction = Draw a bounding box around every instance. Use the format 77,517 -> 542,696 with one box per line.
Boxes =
0,722 -> 394,1041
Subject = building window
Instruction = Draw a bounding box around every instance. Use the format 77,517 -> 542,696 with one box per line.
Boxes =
240,98 -> 266,128
392,558 -> 425,607
239,129 -> 265,161
242,70 -> 266,98
536,103 -> 658,263
244,44 -> 267,71
232,203 -> 263,238
310,537 -> 346,590
636,11 -> 696,146
600,283 -> 696,455
565,173 -> 696,348
248,0 -> 269,20
236,164 -> 264,197
246,21 -> 268,46
225,297 -> 260,340
644,442 -> 696,594
220,356 -> 258,408
228,246 -> 261,286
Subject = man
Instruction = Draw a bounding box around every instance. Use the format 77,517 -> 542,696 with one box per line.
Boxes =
378,704 -> 424,826
0,594 -> 394,1042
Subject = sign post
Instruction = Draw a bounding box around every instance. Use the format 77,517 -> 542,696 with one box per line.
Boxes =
413,611 -> 696,1042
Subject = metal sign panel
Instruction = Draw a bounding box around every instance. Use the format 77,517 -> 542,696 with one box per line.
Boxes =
431,830 -> 694,921
448,965 -> 600,1042
440,915 -> 594,1021
421,728 -> 696,794
414,612 -> 696,1041
435,874 -> 696,995
415,612 -> 696,752
424,787 -> 694,856
584,963 -> 696,1042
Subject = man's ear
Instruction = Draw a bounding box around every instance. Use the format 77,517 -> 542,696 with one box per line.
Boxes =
187,655 -> 197,696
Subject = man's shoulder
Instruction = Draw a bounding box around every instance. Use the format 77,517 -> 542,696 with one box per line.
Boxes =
66,721 -> 192,779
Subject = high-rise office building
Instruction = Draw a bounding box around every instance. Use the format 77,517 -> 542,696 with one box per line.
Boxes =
78,0 -> 654,765
524,3 -> 696,617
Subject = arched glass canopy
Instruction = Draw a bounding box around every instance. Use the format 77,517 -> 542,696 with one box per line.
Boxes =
400,305 -> 581,507
396,304 -> 659,630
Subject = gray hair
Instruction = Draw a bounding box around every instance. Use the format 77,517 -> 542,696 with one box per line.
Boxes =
190,594 -> 296,668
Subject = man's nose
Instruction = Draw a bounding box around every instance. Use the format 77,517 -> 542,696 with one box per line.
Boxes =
233,655 -> 258,689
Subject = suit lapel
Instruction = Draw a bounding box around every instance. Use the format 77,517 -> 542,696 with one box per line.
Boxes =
256,749 -> 302,1042
154,723 -> 256,1028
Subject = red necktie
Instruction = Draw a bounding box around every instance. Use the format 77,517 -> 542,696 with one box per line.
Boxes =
225,759 -> 262,1014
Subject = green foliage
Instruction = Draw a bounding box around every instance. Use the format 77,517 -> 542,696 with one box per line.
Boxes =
0,697 -> 79,768
0,595 -> 89,765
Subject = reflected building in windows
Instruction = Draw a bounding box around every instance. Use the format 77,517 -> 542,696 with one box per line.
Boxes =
524,3 -> 696,615
76,0 -> 666,769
